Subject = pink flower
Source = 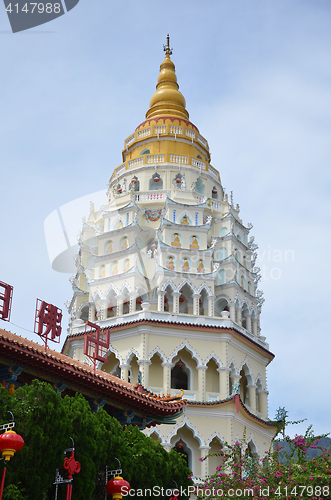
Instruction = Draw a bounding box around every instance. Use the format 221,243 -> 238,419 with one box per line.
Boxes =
199,457 -> 203,462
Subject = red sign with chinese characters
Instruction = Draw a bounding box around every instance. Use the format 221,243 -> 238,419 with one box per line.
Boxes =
34,299 -> 62,350
0,281 -> 13,322
84,321 -> 110,372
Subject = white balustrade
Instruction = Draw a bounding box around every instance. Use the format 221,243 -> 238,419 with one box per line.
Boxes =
192,158 -> 205,169
197,134 -> 208,148
135,190 -> 168,202
170,126 -> 182,135
116,164 -> 126,176
125,134 -> 135,147
185,129 -> 195,139
147,154 -> 165,163
170,154 -> 188,164
137,128 -> 151,139
128,157 -> 143,169
208,165 -> 219,178
155,126 -> 166,134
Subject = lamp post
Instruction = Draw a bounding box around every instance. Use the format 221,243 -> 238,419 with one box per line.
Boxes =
0,412 -> 24,500
105,459 -> 130,500
53,438 -> 80,500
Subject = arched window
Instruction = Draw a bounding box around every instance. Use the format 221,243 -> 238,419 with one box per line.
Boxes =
131,176 -> 140,191
218,269 -> 226,285
171,361 -> 189,390
140,149 -> 150,155
149,173 -> 163,190
195,177 -> 206,195
218,247 -> 227,260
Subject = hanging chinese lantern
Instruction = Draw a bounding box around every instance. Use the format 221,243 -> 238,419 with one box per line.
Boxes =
212,188 -> 217,194
179,296 -> 185,303
176,359 -> 184,367
131,178 -> 137,184
176,439 -> 184,448
136,299 -> 142,305
0,430 -> 24,461
154,177 -> 160,182
106,476 -> 130,500
118,188 -> 122,193
176,178 -> 181,184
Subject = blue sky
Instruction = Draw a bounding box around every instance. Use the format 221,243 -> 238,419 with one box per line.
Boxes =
1,0 -> 330,437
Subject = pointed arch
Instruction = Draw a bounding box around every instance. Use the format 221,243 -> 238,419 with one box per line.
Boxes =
119,282 -> 132,296
169,340 -> 202,365
161,279 -> 177,292
125,348 -> 141,364
178,210 -> 193,225
148,347 -> 167,363
146,427 -> 165,442
204,352 -> 222,369
166,416 -> 204,446
103,283 -> 119,300
239,358 -> 253,382
91,289 -> 103,303
197,283 -> 213,296
106,345 -> 123,365
177,279 -> 197,294
112,215 -> 124,230
206,431 -> 225,447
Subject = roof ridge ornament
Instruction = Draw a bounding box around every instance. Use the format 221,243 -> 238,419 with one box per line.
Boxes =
163,34 -> 173,57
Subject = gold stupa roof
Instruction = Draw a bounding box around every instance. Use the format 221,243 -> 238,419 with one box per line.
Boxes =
146,35 -> 189,120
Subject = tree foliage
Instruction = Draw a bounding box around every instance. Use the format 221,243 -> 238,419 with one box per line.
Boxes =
0,380 -> 192,499
200,422 -> 331,499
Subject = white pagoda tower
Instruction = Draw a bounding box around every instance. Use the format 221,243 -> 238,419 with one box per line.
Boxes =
63,37 -> 277,479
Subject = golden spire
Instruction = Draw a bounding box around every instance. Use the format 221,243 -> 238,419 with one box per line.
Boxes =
146,35 -> 189,120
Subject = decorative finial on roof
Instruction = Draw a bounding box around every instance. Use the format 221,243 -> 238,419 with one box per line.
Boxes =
163,34 -> 173,57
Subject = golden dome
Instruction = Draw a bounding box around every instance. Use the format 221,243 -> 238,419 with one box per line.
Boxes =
146,35 -> 189,120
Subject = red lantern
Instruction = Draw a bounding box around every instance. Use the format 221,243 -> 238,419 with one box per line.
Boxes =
0,431 -> 24,461
176,439 -> 184,448
176,359 -> 184,367
136,299 -> 142,305
176,178 -> 181,183
131,178 -> 137,184
118,188 -> 122,193
212,188 -> 217,194
106,476 -> 130,500
179,296 -> 185,303
154,177 -> 160,182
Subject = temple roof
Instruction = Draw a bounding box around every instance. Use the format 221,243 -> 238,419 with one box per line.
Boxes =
0,329 -> 186,425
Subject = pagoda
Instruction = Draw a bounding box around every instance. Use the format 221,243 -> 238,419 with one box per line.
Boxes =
63,36 -> 277,479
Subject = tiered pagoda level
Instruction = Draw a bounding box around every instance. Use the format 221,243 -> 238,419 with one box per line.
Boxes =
64,38 -> 276,479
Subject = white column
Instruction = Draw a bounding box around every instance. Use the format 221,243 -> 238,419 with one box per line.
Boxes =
172,291 -> 180,314
100,299 -> 108,320
137,360 -> 151,387
218,367 -> 230,399
129,292 -> 137,313
229,302 -> 236,322
116,294 -> 124,316
157,289 -> 166,312
236,306 -> 242,326
89,302 -> 96,322
258,389 -> 269,418
207,295 -> 215,317
120,363 -> 130,382
197,365 -> 207,401
247,384 -> 257,412
192,293 -> 200,315
252,317 -> 258,336
198,445 -> 211,479
162,361 -> 172,394
246,313 -> 252,333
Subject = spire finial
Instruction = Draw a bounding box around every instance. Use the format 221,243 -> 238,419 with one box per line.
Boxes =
163,34 -> 172,57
